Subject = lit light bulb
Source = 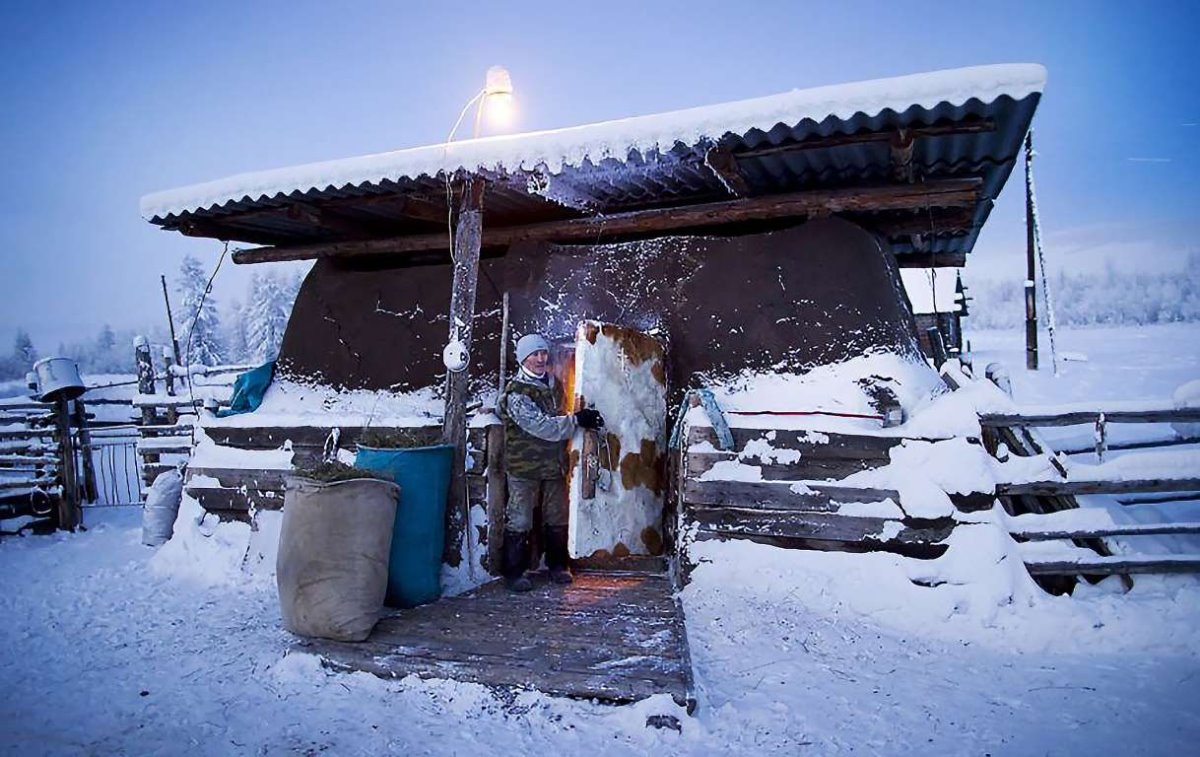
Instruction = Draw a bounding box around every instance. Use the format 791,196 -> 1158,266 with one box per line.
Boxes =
484,92 -> 515,131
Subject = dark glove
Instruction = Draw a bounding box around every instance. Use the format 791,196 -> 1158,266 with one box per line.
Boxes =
574,408 -> 604,430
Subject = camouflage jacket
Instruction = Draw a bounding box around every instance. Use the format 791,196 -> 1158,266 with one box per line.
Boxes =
499,370 -> 576,479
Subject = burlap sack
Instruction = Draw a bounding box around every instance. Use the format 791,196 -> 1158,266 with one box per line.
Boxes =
276,475 -> 400,641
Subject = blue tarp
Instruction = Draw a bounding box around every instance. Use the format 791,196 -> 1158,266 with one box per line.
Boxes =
215,361 -> 275,418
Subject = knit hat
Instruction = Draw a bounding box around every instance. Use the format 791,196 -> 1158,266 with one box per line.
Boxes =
515,333 -> 551,365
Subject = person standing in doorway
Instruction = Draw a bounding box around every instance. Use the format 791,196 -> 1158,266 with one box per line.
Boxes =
499,333 -> 604,592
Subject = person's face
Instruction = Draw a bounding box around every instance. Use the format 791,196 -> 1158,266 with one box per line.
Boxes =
522,349 -> 550,375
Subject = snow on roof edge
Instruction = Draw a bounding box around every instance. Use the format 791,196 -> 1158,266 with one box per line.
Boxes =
140,63 -> 1046,221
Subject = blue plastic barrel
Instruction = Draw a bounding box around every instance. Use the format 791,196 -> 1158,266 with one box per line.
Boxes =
354,444 -> 454,608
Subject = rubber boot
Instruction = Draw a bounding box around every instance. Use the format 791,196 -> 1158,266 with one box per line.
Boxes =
545,525 -> 573,585
502,530 -> 533,593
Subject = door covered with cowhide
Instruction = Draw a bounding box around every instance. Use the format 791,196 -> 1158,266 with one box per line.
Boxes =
566,321 -> 667,559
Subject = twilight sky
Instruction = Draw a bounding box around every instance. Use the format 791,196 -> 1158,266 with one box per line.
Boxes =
1,0 -> 1197,351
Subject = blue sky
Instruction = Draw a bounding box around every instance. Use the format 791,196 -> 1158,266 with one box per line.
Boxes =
1,0 -> 1197,351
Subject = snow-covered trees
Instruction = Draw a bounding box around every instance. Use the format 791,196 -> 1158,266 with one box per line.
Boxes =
966,257 -> 1200,329
175,255 -> 226,366
0,329 -> 39,379
244,272 -> 292,362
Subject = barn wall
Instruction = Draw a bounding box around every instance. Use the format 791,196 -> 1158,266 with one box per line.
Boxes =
276,218 -> 922,393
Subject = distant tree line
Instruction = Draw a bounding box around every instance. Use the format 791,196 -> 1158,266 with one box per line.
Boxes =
0,255 -> 304,380
967,253 -> 1200,330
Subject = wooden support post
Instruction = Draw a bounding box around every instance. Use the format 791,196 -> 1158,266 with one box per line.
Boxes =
485,424 -> 506,575
1095,412 -> 1108,463
441,177 -> 485,566
1024,131 -> 1039,370
72,399 -> 98,504
53,397 -> 80,530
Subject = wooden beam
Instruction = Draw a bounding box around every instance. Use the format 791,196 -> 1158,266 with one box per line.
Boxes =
704,147 -> 750,197
893,251 -> 967,268
733,119 -> 996,160
874,207 -> 975,237
233,178 -> 982,264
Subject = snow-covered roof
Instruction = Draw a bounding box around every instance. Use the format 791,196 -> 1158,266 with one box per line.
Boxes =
141,64 -> 1045,223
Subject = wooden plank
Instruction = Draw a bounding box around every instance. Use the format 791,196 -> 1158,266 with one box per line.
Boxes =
1025,554 -> 1200,576
691,507 -> 954,545
0,477 -> 58,491
1117,492 -> 1200,506
685,425 -> 928,458
683,479 -> 898,510
686,450 -> 880,481
981,407 -> 1200,427
1012,521 -> 1200,540
232,179 -> 982,263
297,572 -> 692,708
999,478 -> 1200,497
0,455 -> 58,465
894,251 -> 967,268
692,529 -> 948,560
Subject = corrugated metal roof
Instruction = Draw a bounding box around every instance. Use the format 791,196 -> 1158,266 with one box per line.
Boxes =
141,64 -> 1044,259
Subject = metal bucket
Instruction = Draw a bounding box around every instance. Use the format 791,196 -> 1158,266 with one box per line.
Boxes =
33,357 -> 85,403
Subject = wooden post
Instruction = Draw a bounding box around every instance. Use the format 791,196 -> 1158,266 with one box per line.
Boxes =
485,423 -> 506,575
161,275 -> 182,366
53,397 -> 80,530
72,399 -> 98,504
162,347 -> 177,397
135,336 -> 156,396
441,177 -> 485,566
1095,412 -> 1108,463
1024,131 -> 1039,371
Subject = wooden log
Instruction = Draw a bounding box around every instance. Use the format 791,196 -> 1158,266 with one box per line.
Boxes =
1117,492 -> 1200,506
1024,554 -> 1200,576
690,506 -> 954,545
200,424 -> 484,451
999,478 -> 1200,497
685,425 -> 918,459
231,178 -> 983,263
185,485 -> 285,512
692,529 -> 948,560
187,466 -> 287,491
72,399 -> 99,503
683,479 -> 898,511
441,177 -> 485,567
52,397 -> 79,530
1057,435 -> 1200,456
685,450 -> 880,481
0,428 -> 57,441
0,455 -> 59,465
980,407 -> 1200,428
1011,521 -> 1200,540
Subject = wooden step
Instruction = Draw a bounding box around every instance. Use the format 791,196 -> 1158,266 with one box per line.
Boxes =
1024,554 -> 1200,576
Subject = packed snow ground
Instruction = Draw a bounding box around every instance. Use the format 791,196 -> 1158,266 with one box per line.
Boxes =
2,323 -> 1200,755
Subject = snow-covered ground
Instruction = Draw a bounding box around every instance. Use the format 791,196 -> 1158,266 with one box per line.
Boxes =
2,324 -> 1199,755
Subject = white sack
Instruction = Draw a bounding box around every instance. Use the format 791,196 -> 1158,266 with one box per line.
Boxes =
142,469 -> 184,547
